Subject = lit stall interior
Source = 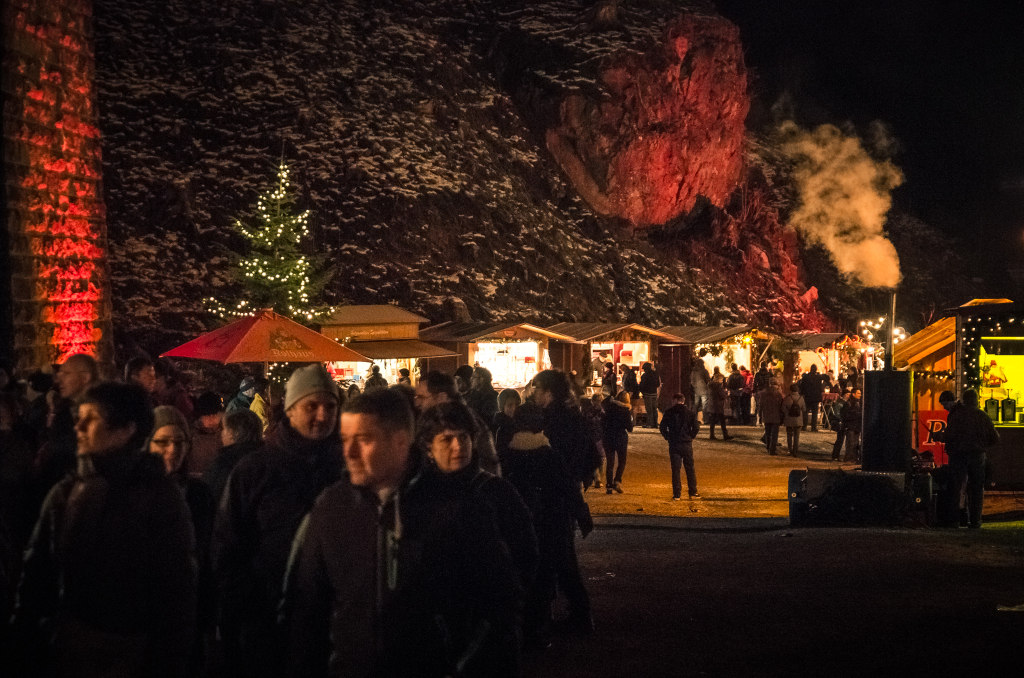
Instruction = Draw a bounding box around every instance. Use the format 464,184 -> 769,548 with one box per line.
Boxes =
590,341 -> 650,383
471,340 -> 549,388
329,358 -> 415,387
978,338 -> 1024,425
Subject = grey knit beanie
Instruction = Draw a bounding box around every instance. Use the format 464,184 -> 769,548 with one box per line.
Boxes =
148,405 -> 191,449
285,364 -> 339,411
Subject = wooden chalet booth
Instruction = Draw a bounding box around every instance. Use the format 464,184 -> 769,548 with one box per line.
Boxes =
318,305 -> 455,386
894,298 -> 1024,489
659,324 -> 782,389
545,323 -> 689,411
791,333 -> 851,386
418,322 -> 579,389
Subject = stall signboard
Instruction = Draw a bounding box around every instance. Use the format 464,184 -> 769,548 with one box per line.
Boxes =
917,409 -> 949,466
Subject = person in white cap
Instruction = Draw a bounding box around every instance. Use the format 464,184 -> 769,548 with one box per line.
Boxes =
211,364 -> 342,678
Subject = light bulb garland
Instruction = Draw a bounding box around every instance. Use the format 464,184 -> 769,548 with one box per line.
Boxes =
206,162 -> 331,324
959,314 -> 1019,389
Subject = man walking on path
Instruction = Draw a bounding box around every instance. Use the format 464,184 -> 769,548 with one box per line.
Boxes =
639,363 -> 661,429
660,393 -> 701,499
941,389 -> 999,529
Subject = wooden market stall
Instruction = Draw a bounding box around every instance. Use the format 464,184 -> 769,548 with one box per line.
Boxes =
545,323 -> 689,411
418,322 -> 579,389
319,305 -> 456,386
791,333 -> 849,385
659,324 -> 782,389
894,299 -> 1023,487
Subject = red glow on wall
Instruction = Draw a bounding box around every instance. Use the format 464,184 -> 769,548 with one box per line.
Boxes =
5,0 -> 110,365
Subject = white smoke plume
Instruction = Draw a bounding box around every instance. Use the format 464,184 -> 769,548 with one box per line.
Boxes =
778,121 -> 904,288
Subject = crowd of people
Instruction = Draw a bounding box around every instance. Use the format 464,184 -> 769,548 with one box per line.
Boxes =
0,357 -> 606,678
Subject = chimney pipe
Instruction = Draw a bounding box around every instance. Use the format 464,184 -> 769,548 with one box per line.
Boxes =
886,291 -> 897,371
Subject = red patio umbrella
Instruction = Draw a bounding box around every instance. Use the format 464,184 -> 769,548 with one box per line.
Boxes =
161,309 -> 368,364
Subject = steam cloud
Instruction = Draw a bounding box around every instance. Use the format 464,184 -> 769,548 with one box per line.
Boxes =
778,121 -> 904,288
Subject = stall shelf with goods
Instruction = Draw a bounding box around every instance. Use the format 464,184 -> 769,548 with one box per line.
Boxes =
319,305 -> 455,387
418,322 -> 579,389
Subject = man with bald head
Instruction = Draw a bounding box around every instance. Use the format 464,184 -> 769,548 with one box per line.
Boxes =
37,354 -> 100,497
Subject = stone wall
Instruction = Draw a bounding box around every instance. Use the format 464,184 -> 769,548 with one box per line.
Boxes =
2,0 -> 113,370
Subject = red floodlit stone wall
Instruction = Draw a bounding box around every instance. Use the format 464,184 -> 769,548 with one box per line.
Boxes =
2,0 -> 113,369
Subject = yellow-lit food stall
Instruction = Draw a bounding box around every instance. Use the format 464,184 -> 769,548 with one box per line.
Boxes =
319,305 -> 456,387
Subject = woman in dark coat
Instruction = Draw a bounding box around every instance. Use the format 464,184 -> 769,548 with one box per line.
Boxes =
704,374 -> 733,441
501,402 -> 591,649
601,390 -> 633,494
415,401 -> 536,675
601,362 -> 617,397
149,406 -> 216,676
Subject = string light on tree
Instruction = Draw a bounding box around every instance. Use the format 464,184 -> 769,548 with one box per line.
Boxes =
206,162 -> 332,323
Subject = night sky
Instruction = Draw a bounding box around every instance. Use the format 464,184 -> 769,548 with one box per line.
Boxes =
715,0 -> 1024,280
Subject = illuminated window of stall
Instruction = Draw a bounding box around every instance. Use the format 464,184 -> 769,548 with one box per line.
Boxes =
977,337 -> 1024,425
591,342 -> 649,368
473,341 -> 539,388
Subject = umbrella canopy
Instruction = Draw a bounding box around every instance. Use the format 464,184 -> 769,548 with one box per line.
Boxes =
161,309 -> 369,364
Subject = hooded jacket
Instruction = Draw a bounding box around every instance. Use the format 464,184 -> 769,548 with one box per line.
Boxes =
12,449 -> 197,678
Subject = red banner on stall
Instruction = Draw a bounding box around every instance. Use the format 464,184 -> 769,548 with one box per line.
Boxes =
917,409 -> 949,466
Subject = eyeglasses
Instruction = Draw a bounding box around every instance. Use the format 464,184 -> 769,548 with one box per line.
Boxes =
151,438 -> 187,448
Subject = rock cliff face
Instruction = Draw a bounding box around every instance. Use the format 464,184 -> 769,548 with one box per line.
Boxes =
91,0 -> 828,355
494,8 -> 748,227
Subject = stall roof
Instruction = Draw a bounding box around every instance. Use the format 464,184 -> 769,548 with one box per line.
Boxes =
893,317 -> 956,368
420,322 -> 579,343
791,333 -> 848,351
658,324 -> 756,344
322,305 -> 429,326
342,339 -> 456,360
545,323 -> 685,342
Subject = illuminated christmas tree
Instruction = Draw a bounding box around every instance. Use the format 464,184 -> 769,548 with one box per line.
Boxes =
207,163 -> 330,322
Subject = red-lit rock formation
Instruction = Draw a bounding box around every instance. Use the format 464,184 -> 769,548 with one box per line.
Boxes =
545,14 -> 748,227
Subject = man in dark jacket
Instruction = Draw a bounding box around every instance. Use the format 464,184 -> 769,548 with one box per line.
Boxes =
752,363 -> 770,425
660,393 -> 700,499
638,362 -> 661,429
12,382 -> 197,678
830,389 -> 851,461
799,365 -> 825,431
465,366 -> 500,429
33,354 -> 100,517
941,389 -> 999,529
212,364 -> 342,678
620,364 -> 639,402
285,389 -> 521,678
726,364 -> 745,424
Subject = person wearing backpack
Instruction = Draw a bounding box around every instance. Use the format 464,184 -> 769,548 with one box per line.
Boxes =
781,384 -> 806,456
760,379 -> 785,455
659,393 -> 701,499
